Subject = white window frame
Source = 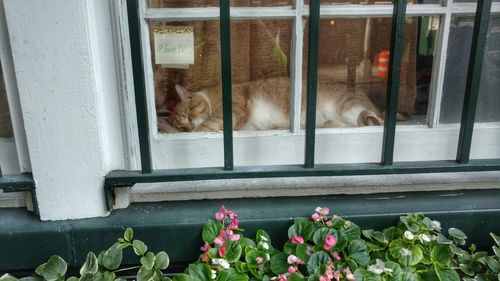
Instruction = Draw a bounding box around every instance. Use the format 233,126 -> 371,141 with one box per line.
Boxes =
0,0 -> 31,207
116,0 -> 500,171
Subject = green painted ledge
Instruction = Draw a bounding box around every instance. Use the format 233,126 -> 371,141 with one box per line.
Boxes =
1,189 -> 500,272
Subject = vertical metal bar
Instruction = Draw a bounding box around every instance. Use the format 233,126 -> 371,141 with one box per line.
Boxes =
220,0 -> 234,170
456,0 -> 492,164
0,164 -> 3,177
127,0 -> 152,173
304,0 -> 320,168
291,0 -> 304,134
381,0 -> 407,166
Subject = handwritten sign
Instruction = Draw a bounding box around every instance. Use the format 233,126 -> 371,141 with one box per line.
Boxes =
154,26 -> 194,68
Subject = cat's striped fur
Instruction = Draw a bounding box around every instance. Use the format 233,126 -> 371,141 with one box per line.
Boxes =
167,77 -> 383,132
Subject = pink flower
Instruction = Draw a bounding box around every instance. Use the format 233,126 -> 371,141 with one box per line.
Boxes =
326,221 -> 333,226
333,252 -> 341,261
288,266 -> 297,273
255,257 -> 264,265
200,242 -> 211,252
319,276 -> 328,281
228,211 -> 238,219
290,235 -> 304,244
277,274 -> 287,281
325,269 -> 334,280
312,213 -> 321,222
229,233 -> 240,241
215,212 -> 225,221
218,246 -> 226,257
228,219 -> 239,229
287,255 -> 300,264
323,234 -> 337,250
214,237 -> 224,246
220,206 -> 229,215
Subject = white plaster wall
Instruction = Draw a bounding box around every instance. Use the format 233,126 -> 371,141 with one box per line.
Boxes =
3,0 -> 126,220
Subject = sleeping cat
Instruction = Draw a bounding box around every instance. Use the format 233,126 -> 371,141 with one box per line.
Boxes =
166,77 -> 383,132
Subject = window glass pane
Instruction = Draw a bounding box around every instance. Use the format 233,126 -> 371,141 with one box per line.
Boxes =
440,15 -> 500,124
151,20 -> 293,133
0,62 -> 13,138
303,16 -> 435,129
148,0 -> 292,8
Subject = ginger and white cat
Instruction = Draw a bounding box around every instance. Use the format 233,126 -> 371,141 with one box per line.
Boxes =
164,77 -> 383,132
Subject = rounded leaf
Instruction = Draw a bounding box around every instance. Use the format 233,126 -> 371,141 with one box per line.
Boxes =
0,274 -> 19,281
431,244 -> 453,266
154,251 -> 170,270
288,218 -> 315,241
225,242 -> 243,263
448,228 -> 467,240
124,228 -> 134,242
173,274 -> 201,281
270,253 -> 289,274
137,267 -> 156,281
80,252 -> 98,275
348,240 -> 370,266
306,252 -> 331,274
203,220 -> 223,244
188,264 -> 212,281
41,256 -> 68,281
102,243 -> 123,270
389,240 -> 423,267
434,264 -> 459,281
140,252 -> 156,270
133,240 -> 148,256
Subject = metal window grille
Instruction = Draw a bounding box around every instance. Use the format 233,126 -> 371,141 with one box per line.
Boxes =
105,0 -> 500,211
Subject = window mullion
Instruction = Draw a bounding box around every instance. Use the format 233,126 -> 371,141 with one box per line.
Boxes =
291,0 -> 304,134
427,0 -> 454,128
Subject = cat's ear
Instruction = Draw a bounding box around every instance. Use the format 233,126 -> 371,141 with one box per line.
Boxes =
175,85 -> 191,101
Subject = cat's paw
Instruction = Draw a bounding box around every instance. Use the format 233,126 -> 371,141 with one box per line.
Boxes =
358,111 -> 384,126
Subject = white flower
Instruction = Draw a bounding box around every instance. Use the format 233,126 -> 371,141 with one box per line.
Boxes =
367,259 -> 393,275
431,220 -> 442,231
400,248 -> 412,257
404,231 -> 415,240
419,234 -> 431,243
259,242 -> 270,250
266,253 -> 271,261
212,258 -> 230,269
260,235 -> 268,242
211,270 -> 217,279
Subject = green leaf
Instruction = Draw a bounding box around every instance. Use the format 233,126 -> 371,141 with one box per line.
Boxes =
493,246 -> 500,258
35,263 -> 46,276
296,243 -> 311,263
19,278 -> 43,281
154,251 -> 170,270
434,264 -> 459,281
65,277 -> 79,281
288,272 -> 306,281
416,270 -> 439,281
203,220 -> 223,244
362,230 -> 374,240
242,238 -> 256,248
141,252 -> 156,270
484,256 -> 500,273
312,228 -> 335,246
226,268 -> 249,281
437,234 -> 453,245
137,268 -> 156,281
348,240 -> 370,266
389,240 -> 423,266
491,233 -> 500,246
284,242 -> 296,255
372,231 -> 388,245
41,256 -> 68,281
256,230 -> 272,245
270,253 -> 289,274
431,244 -> 453,265
342,223 -> 362,241
173,274 -> 201,281
188,264 -> 212,281
288,218 -> 315,241
225,242 -> 243,263
306,252 -> 331,274
217,271 -> 229,281
459,264 -> 475,276
235,261 -> 249,273
80,252 -> 98,275
133,240 -> 148,256
245,250 -> 267,267
353,269 -> 381,281
102,243 -> 123,270
124,228 -> 133,242
448,228 -> 467,240
0,274 -> 19,281
383,227 -> 403,241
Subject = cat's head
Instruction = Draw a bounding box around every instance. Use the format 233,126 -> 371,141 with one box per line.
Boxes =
169,85 -> 211,132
